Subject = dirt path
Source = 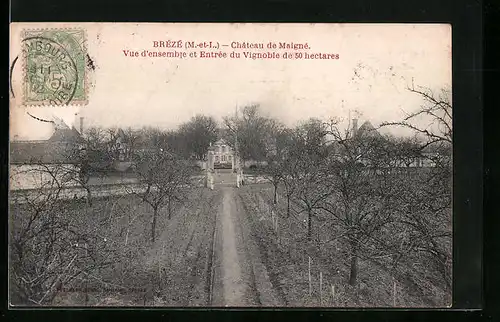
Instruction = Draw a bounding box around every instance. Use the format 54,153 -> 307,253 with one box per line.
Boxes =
218,187 -> 246,305
212,186 -> 284,306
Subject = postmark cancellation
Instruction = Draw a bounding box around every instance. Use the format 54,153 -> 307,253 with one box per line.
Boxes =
21,28 -> 88,106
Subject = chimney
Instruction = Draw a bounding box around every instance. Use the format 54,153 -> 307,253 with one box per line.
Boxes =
352,118 -> 358,136
79,117 -> 84,134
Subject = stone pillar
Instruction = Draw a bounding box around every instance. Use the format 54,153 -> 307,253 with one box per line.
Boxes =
207,151 -> 213,171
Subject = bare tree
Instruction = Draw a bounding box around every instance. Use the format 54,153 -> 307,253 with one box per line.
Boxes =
288,120 -> 334,241
259,123 -> 289,204
57,125 -> 119,205
390,171 -> 452,292
104,127 -> 122,161
260,158 -> 282,205
296,118 -> 329,156
381,84 -> 452,148
380,85 -> 452,295
133,149 -> 193,243
9,164 -> 116,305
140,126 -> 170,152
120,127 -> 142,161
179,115 -> 218,160
318,120 -> 402,288
392,135 -> 425,167
279,127 -> 313,217
223,104 -> 278,164
295,156 -> 334,242
281,153 -> 300,218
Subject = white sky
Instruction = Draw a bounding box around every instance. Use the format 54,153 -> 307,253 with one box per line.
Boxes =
10,23 -> 451,140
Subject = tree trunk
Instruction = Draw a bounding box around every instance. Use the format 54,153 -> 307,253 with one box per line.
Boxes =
349,245 -> 358,286
307,208 -> 312,241
273,184 -> 278,204
168,197 -> 172,220
86,188 -> 92,206
287,196 -> 291,218
151,207 -> 157,243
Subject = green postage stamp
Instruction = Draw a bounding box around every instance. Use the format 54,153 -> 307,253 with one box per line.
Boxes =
21,28 -> 87,106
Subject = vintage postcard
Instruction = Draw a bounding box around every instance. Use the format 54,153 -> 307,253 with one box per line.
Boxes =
9,23 -> 452,307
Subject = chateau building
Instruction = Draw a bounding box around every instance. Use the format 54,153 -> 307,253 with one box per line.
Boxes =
207,139 -> 235,170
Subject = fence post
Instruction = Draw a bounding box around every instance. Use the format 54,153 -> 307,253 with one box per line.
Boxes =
331,284 -> 335,304
319,271 -> 323,305
393,277 -> 397,307
276,216 -> 279,243
158,258 -> 162,285
308,256 -> 312,297
275,216 -> 279,245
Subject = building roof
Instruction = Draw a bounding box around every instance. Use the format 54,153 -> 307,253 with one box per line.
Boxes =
208,138 -> 232,151
10,141 -> 80,164
214,138 -> 229,145
48,127 -> 83,143
10,141 -> 50,164
10,127 -> 83,164
356,121 -> 381,138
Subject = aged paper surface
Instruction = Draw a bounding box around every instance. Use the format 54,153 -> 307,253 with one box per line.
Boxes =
9,23 -> 452,307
